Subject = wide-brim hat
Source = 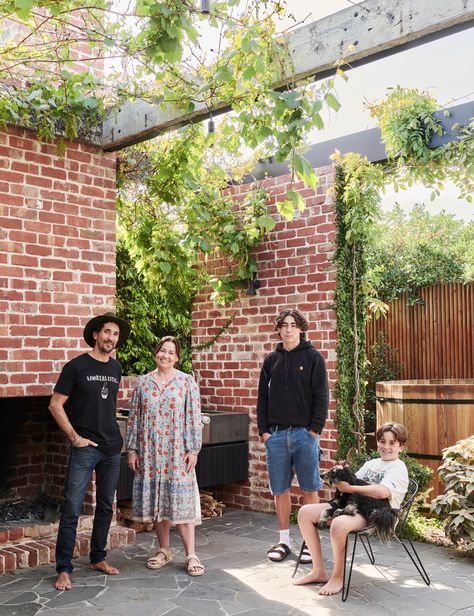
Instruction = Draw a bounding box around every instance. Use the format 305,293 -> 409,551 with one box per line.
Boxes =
83,312 -> 130,348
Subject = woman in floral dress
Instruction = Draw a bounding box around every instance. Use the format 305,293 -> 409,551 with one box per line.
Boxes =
126,336 -> 204,576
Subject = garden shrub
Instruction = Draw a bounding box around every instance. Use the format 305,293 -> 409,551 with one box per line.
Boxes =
364,332 -> 403,432
431,436 -> 474,554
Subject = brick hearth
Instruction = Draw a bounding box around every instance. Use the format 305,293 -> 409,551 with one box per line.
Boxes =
0,516 -> 135,574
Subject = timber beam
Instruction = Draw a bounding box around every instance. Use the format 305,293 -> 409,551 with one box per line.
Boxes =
102,0 -> 474,151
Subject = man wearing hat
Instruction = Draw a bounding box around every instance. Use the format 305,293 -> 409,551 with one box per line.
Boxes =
49,312 -> 130,591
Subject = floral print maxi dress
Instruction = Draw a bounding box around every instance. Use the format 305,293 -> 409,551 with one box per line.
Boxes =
126,370 -> 202,524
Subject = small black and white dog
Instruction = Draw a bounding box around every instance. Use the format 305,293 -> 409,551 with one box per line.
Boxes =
319,467 -> 398,543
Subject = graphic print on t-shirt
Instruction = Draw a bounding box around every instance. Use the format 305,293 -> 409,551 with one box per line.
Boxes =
362,468 -> 384,485
86,374 -> 120,400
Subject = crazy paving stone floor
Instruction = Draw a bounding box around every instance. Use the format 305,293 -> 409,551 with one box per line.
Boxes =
0,509 -> 473,615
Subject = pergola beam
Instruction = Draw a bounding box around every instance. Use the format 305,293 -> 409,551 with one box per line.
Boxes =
102,0 -> 474,151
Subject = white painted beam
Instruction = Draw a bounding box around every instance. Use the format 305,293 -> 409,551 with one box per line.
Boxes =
102,0 -> 474,151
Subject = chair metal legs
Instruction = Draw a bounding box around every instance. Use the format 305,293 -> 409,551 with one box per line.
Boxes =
342,532 -> 430,601
293,541 -> 306,577
397,536 -> 431,586
342,533 -> 375,601
296,531 -> 430,602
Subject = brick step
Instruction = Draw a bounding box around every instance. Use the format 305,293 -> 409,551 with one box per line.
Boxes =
0,525 -> 136,574
0,513 -> 97,548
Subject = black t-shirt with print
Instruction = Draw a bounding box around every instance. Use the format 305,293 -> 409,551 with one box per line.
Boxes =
54,353 -> 123,455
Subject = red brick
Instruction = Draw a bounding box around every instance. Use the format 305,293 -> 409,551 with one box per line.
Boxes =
3,547 -> 30,569
28,541 -> 51,564
0,216 -> 23,229
75,533 -> 91,557
21,544 -> 40,567
40,166 -> 67,180
26,174 -> 53,188
35,540 -> 56,562
0,549 -> 16,572
0,193 -> 24,206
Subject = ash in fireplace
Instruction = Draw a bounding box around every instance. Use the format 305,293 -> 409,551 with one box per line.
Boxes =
0,492 -> 61,525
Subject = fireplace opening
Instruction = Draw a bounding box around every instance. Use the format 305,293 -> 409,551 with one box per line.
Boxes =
0,492 -> 61,526
0,396 -> 68,528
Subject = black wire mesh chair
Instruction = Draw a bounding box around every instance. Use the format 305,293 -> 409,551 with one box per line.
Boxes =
293,478 -> 430,601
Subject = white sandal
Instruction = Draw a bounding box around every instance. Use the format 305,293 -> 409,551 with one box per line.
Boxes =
185,554 -> 205,577
146,549 -> 172,570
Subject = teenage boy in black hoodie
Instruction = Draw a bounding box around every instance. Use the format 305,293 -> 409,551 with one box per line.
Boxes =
257,308 -> 329,562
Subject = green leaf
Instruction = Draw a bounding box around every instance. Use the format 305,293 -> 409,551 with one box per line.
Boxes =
287,189 -> 305,212
325,92 -> 341,112
336,68 -> 348,81
15,0 -> 34,9
242,66 -> 256,80
292,155 -> 319,190
256,215 -> 276,232
277,200 -> 295,220
158,261 -> 171,274
214,66 -> 233,83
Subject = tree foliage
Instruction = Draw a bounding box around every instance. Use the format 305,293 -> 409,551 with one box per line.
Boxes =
116,239 -> 193,376
368,87 -> 474,203
367,203 -> 474,302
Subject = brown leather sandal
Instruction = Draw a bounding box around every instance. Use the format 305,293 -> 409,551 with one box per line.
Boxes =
146,549 -> 172,570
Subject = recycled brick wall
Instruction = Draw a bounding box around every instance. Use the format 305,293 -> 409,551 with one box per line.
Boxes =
0,125 -> 117,515
0,125 -> 117,398
192,166 -> 338,512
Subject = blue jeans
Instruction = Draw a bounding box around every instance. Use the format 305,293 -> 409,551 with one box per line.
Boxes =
55,446 -> 121,574
265,427 -> 321,495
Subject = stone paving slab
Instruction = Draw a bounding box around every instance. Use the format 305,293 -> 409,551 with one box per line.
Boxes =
0,510 -> 472,615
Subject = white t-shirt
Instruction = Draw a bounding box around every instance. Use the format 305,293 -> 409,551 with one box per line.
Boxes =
355,458 -> 409,509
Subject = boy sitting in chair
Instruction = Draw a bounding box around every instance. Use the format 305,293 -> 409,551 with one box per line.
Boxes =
294,422 -> 409,596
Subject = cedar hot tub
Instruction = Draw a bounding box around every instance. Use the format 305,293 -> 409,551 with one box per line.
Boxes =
376,379 -> 474,498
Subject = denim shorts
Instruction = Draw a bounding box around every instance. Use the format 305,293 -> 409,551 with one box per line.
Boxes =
265,427 -> 321,495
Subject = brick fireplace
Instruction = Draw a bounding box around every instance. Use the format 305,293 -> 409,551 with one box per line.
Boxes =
0,125 -> 135,573
0,396 -> 67,503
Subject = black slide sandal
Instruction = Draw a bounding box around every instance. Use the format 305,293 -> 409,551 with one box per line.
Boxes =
267,543 -> 291,562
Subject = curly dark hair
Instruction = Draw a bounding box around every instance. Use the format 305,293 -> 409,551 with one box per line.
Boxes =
274,308 -> 309,338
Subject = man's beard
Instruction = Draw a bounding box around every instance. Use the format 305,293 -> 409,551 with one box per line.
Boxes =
98,340 -> 116,354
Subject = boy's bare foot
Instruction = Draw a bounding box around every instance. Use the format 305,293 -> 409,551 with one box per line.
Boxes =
90,560 -> 119,575
293,571 -> 329,586
319,576 -> 343,595
54,572 -> 72,591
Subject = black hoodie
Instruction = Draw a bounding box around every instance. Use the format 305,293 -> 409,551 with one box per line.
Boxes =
256,339 -> 329,436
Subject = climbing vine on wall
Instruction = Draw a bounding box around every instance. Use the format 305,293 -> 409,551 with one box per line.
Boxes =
333,153 -> 384,459
333,87 -> 473,459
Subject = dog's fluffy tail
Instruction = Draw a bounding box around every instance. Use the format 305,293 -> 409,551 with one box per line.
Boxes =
369,508 -> 398,544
